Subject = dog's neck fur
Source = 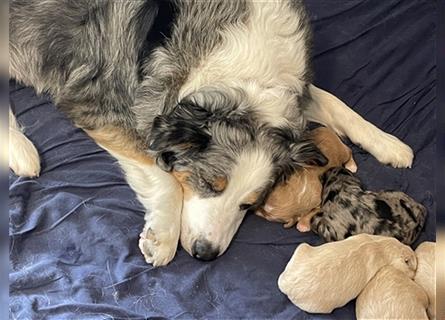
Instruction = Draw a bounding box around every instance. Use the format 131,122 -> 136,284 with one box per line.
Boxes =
174,0 -> 310,132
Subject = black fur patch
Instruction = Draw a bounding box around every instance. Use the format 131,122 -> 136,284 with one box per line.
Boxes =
351,207 -> 360,217
338,198 -> 352,208
374,199 -> 394,220
325,190 -> 338,203
400,199 -> 417,222
374,222 -> 389,235
344,224 -> 356,238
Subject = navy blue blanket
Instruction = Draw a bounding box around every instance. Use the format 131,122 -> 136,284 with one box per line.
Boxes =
9,1 -> 436,319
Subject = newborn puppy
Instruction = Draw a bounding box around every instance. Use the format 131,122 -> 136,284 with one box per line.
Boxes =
256,127 -> 356,231
278,234 -> 417,314
356,266 -> 429,320
311,167 -> 427,244
415,241 -> 436,319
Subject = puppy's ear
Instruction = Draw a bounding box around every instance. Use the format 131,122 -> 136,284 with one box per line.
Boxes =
290,141 -> 328,167
149,105 -> 211,171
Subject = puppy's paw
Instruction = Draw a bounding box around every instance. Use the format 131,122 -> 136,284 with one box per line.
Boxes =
344,157 -> 358,173
139,225 -> 178,267
9,130 -> 41,177
367,132 -> 414,168
296,221 -> 311,232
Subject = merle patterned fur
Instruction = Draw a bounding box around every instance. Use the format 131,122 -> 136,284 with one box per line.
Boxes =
311,167 -> 427,245
9,0 -> 323,201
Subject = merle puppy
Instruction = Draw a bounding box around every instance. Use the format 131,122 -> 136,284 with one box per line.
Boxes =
311,167 -> 426,244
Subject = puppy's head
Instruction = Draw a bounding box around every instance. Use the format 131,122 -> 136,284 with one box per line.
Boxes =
149,89 -> 327,260
380,238 -> 417,278
309,127 -> 356,172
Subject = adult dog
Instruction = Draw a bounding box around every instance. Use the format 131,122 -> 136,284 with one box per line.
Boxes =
9,0 -> 413,266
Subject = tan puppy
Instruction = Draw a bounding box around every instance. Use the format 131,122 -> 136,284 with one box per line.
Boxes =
256,127 -> 356,231
415,241 -> 436,319
356,266 -> 428,320
278,234 -> 417,314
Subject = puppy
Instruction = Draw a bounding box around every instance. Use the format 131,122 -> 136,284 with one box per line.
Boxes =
278,234 -> 417,314
256,127 -> 356,231
415,241 -> 436,319
356,266 -> 429,320
311,167 -> 427,244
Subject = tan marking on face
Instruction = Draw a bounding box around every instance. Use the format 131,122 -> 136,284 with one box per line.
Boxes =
85,126 -> 154,165
212,176 -> 228,192
244,191 -> 261,206
172,170 -> 196,201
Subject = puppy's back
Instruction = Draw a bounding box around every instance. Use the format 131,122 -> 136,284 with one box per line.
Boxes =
376,191 -> 427,244
278,234 -> 414,314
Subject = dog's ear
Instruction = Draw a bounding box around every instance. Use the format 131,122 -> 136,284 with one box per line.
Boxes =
289,141 -> 328,167
149,104 -> 211,171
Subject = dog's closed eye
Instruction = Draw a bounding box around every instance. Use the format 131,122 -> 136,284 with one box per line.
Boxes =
239,203 -> 253,211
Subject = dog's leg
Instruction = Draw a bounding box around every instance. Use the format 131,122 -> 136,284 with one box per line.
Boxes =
9,108 -> 41,177
86,127 -> 183,267
306,85 -> 414,168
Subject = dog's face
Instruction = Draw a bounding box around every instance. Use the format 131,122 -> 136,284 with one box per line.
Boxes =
149,90 -> 327,260
385,240 -> 417,278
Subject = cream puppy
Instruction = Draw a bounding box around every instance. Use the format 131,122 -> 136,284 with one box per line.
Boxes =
256,127 -> 356,231
415,241 -> 436,319
278,234 -> 416,314
356,266 -> 428,320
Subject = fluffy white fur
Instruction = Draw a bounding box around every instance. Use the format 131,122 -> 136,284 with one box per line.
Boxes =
180,146 -> 273,256
278,234 -> 417,314
179,0 -> 414,168
306,85 -> 414,168
104,148 -> 183,267
415,241 -> 436,319
356,266 -> 429,320
9,108 -> 40,177
179,1 -> 308,130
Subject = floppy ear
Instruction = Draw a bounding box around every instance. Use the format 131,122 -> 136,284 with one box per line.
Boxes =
149,104 -> 211,171
289,141 -> 328,167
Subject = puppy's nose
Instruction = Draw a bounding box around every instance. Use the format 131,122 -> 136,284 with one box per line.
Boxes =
192,239 -> 219,261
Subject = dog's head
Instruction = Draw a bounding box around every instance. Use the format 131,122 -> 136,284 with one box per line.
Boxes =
149,89 -> 327,260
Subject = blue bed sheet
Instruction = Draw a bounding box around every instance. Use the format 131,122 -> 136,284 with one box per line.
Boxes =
9,0 -> 436,319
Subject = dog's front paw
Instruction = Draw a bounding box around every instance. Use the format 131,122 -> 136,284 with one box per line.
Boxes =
9,131 -> 41,177
139,226 -> 178,267
368,132 -> 414,168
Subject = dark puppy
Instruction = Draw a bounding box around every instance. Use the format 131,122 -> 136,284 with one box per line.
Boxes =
311,167 -> 427,244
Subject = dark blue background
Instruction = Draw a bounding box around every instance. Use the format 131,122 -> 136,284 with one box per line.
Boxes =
9,1 -> 436,319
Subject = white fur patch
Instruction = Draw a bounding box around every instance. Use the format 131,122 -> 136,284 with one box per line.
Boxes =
180,146 -> 273,255
9,109 -> 41,177
178,0 -> 308,127
305,85 -> 414,168
103,148 -> 183,267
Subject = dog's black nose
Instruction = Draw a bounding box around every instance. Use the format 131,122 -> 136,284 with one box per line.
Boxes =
192,239 -> 219,261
